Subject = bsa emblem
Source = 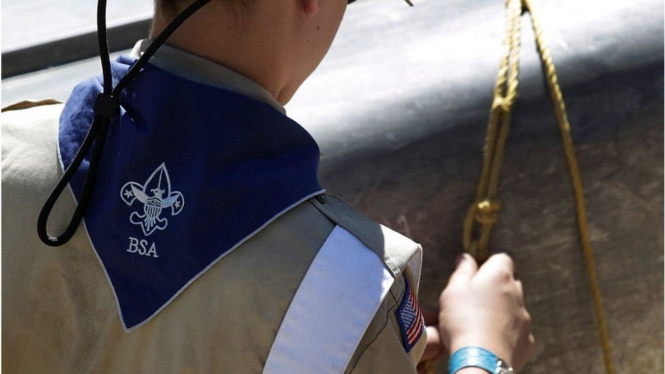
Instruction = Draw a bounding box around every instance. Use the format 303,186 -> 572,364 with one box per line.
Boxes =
120,163 -> 185,236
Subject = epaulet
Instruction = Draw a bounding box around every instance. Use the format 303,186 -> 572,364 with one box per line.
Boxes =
2,99 -> 62,112
309,194 -> 423,284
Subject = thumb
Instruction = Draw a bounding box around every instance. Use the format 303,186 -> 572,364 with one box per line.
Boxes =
448,253 -> 478,286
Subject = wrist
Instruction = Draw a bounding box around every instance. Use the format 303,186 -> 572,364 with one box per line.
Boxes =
457,368 -> 490,374
448,346 -> 514,374
449,336 -> 513,368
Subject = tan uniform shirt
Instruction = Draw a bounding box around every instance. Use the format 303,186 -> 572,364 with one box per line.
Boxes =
2,41 -> 426,373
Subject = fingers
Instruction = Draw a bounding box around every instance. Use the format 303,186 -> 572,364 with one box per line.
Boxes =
514,309 -> 535,370
515,280 -> 524,306
515,332 -> 537,370
447,253 -> 478,286
420,326 -> 445,362
476,253 -> 516,282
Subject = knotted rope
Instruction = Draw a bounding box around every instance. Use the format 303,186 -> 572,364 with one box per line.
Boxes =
461,0 -> 616,372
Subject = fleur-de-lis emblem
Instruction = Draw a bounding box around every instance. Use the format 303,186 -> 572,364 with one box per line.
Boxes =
120,163 -> 185,236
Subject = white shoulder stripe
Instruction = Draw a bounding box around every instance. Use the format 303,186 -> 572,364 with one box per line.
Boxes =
263,225 -> 394,374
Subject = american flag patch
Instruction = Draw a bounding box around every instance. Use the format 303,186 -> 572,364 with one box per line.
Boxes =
396,276 -> 425,352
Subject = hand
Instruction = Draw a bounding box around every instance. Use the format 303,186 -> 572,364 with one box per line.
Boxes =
438,253 -> 535,371
416,305 -> 446,373
416,326 -> 446,374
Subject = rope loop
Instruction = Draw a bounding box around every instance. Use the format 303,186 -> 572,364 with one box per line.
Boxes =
491,95 -> 513,113
475,199 -> 501,225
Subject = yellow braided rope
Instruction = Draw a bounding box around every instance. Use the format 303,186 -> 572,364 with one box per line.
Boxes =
461,0 -> 616,372
463,0 -> 522,262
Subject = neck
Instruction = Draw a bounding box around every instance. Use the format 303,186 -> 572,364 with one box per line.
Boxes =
150,2 -> 301,105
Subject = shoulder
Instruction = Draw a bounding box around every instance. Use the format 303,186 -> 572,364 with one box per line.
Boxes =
262,195 -> 425,373
305,195 -> 427,371
1,99 -> 64,144
2,99 -> 62,113
2,100 -> 64,161
2,100 -> 64,200
308,193 -> 423,285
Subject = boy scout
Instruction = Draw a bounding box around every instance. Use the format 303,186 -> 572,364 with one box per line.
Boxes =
2,0 -> 534,373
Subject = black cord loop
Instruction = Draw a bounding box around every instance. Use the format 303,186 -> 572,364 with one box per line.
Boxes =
37,0 -> 212,246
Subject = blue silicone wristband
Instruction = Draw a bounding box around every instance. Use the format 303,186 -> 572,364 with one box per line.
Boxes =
448,346 -> 498,374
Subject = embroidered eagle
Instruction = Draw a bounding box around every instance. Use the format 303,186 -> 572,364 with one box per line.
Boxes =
120,163 -> 185,236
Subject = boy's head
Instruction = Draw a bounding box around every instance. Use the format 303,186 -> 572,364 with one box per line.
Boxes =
150,0 -> 348,104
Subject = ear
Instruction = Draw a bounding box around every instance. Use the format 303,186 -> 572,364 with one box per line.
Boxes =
301,0 -> 320,16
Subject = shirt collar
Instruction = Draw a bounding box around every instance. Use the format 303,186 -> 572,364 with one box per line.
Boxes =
130,39 -> 286,115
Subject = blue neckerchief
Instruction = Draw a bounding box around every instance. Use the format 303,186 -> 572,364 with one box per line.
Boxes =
58,55 -> 324,330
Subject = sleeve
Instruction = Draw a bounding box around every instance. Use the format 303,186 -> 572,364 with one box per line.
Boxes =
345,273 -> 428,374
